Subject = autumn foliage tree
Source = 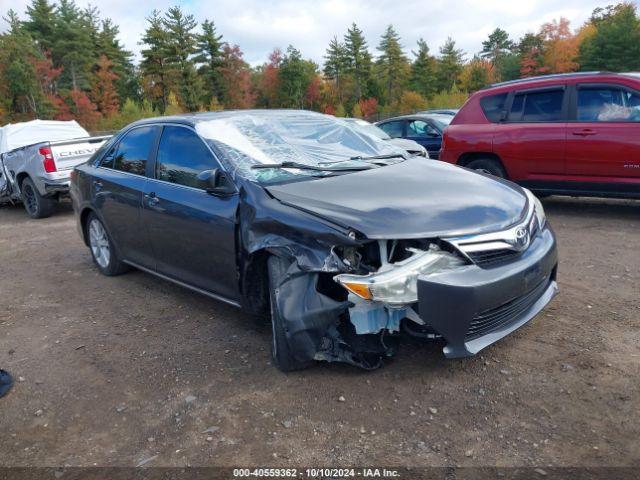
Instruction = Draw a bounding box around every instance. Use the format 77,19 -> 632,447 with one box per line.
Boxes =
91,55 -> 119,116
219,44 -> 255,109
540,18 -> 579,73
68,88 -> 100,129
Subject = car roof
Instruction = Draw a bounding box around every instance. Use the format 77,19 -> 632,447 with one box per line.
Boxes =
126,109 -> 332,129
377,113 -> 450,123
483,71 -> 640,91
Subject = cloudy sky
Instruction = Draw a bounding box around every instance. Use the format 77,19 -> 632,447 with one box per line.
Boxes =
1,0 -> 613,66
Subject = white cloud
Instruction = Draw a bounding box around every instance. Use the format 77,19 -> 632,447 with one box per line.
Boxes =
1,0 -> 610,66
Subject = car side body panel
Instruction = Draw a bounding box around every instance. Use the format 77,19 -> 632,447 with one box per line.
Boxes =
441,72 -> 640,198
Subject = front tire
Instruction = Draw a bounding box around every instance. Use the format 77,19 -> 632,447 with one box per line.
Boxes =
86,213 -> 129,276
267,256 -> 311,372
21,177 -> 55,219
466,158 -> 507,178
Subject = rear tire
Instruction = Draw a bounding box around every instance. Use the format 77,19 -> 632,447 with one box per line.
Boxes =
86,213 -> 129,276
21,177 -> 55,219
267,256 -> 311,372
465,158 -> 507,178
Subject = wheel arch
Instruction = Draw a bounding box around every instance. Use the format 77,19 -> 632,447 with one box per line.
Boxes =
457,152 -> 509,177
79,207 -> 97,247
240,248 -> 271,317
15,172 -> 31,192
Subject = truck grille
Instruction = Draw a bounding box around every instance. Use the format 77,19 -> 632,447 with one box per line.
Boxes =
466,278 -> 550,341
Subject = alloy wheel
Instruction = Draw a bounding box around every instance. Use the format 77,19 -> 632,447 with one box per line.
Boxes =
89,219 -> 111,269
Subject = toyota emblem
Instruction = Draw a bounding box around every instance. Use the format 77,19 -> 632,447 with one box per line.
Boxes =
513,226 -> 530,251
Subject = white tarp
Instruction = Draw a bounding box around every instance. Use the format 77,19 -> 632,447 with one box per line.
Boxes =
0,120 -> 89,155
194,110 -> 407,184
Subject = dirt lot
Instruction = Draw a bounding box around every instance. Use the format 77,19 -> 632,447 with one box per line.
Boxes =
0,197 -> 638,469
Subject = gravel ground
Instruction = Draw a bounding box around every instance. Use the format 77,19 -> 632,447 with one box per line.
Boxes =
0,197 -> 638,469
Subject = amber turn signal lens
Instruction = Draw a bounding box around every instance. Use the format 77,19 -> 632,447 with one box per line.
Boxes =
340,282 -> 372,300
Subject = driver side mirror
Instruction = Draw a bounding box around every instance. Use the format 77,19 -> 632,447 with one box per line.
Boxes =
196,169 -> 236,196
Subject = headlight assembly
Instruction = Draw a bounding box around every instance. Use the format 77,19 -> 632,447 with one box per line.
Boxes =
524,188 -> 546,229
334,247 -> 465,306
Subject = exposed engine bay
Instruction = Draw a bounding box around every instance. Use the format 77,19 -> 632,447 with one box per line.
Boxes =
297,239 -> 468,369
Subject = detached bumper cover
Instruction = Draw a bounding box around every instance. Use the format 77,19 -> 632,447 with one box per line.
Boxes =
417,226 -> 558,358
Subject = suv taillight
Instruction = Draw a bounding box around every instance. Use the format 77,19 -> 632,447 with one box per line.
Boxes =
39,147 -> 57,173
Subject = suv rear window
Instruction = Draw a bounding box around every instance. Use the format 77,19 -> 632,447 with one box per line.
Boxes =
480,93 -> 508,122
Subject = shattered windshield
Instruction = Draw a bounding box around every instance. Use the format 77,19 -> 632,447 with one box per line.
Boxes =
194,110 -> 407,184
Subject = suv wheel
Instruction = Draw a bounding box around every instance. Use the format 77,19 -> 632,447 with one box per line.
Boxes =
466,158 -> 507,178
267,256 -> 311,372
21,177 -> 55,219
86,213 -> 129,276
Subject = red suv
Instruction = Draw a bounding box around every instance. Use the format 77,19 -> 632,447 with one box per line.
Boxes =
440,72 -> 640,198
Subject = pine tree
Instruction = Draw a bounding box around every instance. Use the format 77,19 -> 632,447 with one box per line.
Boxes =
52,0 -> 95,90
140,10 -> 171,113
278,45 -> 310,108
409,38 -> 437,99
579,3 -> 640,72
194,19 -> 224,106
480,28 -> 514,64
436,37 -> 465,92
323,36 -> 348,101
163,6 -> 202,112
376,25 -> 408,105
23,0 -> 57,53
344,23 -> 372,100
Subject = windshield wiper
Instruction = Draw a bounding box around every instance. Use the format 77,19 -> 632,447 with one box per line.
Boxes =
349,153 -> 407,161
251,161 -> 372,172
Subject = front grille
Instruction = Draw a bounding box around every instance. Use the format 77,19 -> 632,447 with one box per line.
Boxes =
466,278 -> 550,341
467,249 -> 522,267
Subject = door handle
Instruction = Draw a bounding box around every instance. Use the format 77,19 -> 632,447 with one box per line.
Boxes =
144,192 -> 159,206
93,180 -> 103,191
572,129 -> 597,136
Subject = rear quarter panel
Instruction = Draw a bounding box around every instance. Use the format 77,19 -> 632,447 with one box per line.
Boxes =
441,93 -> 496,165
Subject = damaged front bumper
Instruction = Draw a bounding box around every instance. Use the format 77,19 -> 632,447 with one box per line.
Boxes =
417,225 -> 558,358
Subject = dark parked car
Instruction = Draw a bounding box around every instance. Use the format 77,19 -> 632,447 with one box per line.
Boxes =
376,114 -> 452,159
440,72 -> 640,198
71,110 -> 558,371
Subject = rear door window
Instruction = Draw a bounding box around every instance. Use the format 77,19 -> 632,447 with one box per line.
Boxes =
106,126 -> 157,175
577,86 -> 640,122
509,89 -> 565,122
378,121 -> 404,138
155,126 -> 221,189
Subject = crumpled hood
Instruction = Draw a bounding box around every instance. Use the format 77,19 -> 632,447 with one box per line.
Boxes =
266,159 -> 528,239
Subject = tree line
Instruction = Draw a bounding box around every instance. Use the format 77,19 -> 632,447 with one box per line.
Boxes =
1,1 -> 640,131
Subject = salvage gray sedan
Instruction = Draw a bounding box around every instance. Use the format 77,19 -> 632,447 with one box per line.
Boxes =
71,110 -> 558,371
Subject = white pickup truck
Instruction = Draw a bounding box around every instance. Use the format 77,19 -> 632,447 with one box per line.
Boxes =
0,120 -> 111,218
